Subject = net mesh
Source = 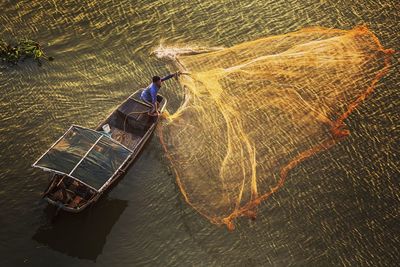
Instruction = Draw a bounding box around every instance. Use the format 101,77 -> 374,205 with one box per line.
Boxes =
155,26 -> 394,230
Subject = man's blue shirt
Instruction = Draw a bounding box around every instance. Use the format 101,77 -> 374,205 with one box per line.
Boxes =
141,74 -> 175,104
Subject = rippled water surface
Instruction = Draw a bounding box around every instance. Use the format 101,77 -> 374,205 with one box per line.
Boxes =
0,1 -> 399,266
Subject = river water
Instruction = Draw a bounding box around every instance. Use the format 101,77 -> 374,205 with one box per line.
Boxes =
0,0 -> 399,266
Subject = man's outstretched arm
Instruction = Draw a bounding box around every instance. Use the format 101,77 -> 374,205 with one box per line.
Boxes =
161,72 -> 180,82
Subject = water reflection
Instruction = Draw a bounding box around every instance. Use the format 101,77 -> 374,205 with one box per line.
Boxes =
32,198 -> 127,261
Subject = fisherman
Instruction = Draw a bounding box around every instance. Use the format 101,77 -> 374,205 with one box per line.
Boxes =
141,72 -> 180,115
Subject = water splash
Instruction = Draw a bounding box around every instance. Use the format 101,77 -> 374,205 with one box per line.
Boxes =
152,43 -> 223,60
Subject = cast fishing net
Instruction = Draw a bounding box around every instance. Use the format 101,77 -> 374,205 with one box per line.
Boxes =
155,26 -> 394,230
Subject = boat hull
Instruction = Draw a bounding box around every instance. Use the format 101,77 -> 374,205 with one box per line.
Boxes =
41,89 -> 167,212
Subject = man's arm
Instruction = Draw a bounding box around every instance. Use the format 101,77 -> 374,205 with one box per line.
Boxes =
161,72 -> 178,82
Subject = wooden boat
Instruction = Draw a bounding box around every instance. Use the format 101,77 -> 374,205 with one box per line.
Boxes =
32,90 -> 167,212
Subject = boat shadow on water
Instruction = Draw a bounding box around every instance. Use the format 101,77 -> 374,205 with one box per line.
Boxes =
32,197 -> 128,261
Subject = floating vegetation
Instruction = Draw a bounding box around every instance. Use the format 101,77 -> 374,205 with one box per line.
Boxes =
0,38 -> 54,66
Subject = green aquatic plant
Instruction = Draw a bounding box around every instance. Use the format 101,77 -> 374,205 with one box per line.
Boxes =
0,39 -> 20,64
17,38 -> 54,64
0,38 -> 53,66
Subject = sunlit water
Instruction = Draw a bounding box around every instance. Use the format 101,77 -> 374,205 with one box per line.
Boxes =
0,1 -> 399,266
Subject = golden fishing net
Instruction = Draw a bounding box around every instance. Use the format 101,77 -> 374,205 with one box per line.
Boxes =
156,26 -> 394,230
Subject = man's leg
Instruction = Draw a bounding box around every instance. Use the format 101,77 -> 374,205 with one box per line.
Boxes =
141,98 -> 158,115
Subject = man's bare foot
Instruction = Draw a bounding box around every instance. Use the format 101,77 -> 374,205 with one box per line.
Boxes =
148,111 -> 160,117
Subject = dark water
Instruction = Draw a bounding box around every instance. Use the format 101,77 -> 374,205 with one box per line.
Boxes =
0,0 -> 399,266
